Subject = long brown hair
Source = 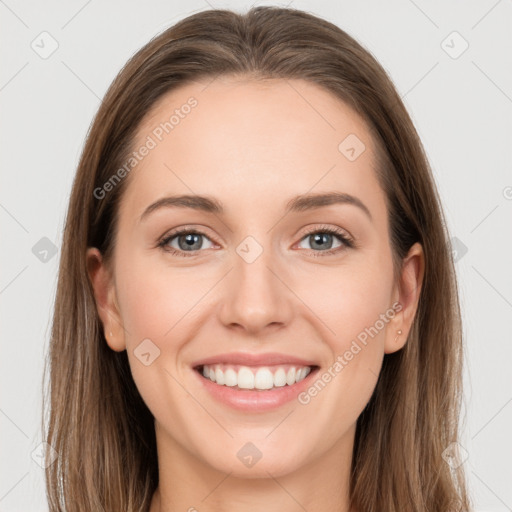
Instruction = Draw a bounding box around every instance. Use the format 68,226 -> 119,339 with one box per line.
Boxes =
43,6 -> 471,511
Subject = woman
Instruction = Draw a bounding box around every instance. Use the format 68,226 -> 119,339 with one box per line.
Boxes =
43,6 -> 471,511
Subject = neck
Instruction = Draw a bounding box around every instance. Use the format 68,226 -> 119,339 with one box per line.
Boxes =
149,422 -> 356,512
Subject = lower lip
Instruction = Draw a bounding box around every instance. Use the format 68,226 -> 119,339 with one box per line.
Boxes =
193,366 -> 319,412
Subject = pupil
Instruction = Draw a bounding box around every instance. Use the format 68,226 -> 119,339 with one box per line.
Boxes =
180,234 -> 201,250
311,233 -> 332,250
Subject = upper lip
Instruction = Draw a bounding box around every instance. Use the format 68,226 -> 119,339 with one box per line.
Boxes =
192,352 -> 318,368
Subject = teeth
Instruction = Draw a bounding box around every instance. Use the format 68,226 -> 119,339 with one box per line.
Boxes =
238,367 -> 255,389
215,367 -> 225,385
224,368 -> 238,387
200,364 -> 313,390
273,368 -> 287,387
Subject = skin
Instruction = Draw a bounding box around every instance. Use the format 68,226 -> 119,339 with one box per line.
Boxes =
87,76 -> 424,512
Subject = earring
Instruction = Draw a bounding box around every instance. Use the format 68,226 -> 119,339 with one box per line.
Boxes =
110,331 -> 113,337
394,329 -> 403,342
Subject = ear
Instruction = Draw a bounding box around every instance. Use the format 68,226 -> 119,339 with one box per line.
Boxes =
86,247 -> 126,352
384,242 -> 425,354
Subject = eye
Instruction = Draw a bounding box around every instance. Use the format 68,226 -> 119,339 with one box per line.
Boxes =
158,225 -> 354,258
158,228 -> 215,257
296,225 -> 354,255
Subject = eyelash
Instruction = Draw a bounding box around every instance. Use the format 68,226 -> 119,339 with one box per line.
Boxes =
157,225 -> 355,258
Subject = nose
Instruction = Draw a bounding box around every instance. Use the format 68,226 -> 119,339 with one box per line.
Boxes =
218,240 -> 294,336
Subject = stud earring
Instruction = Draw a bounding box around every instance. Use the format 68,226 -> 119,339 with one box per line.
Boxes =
394,329 -> 403,342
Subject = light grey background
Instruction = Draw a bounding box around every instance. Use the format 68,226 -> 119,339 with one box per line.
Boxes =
1,0 -> 511,510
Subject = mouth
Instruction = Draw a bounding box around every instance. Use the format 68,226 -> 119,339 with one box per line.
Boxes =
194,363 -> 320,391
191,352 -> 321,411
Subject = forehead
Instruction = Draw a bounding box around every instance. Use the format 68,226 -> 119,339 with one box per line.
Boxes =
119,76 -> 386,224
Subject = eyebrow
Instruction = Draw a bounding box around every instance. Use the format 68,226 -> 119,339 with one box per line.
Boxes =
139,191 -> 372,222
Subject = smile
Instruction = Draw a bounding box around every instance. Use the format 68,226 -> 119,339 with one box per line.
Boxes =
199,363 -> 313,390
193,362 -> 320,412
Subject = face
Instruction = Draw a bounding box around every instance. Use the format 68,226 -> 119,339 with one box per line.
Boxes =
88,76 -> 423,479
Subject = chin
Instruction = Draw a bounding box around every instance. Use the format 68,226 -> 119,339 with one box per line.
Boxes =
201,444 -> 308,479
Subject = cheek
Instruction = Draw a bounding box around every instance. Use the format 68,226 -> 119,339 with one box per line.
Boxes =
114,256 -> 205,426
302,258 -> 394,349
114,255 -> 217,411
115,254 -> 210,342
295,257 -> 394,405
